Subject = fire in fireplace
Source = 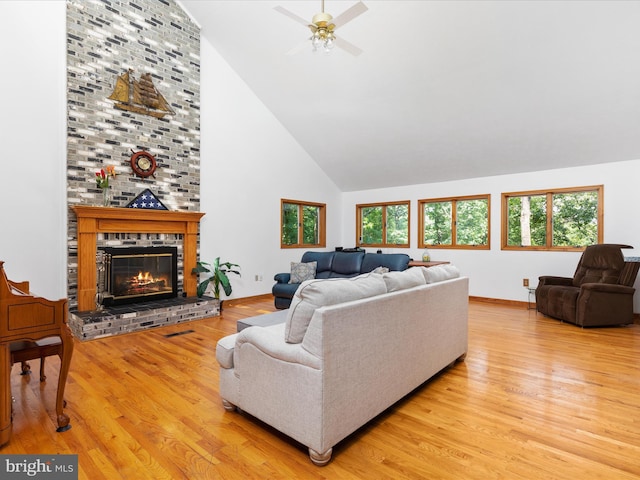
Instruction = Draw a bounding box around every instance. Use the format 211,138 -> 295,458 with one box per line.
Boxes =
98,246 -> 178,307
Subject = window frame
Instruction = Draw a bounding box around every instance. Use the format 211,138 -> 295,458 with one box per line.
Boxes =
418,194 -> 491,250
355,200 -> 411,249
501,185 -> 604,251
280,198 -> 326,249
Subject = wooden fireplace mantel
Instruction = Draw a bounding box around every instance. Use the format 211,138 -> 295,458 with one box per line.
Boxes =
72,206 -> 205,312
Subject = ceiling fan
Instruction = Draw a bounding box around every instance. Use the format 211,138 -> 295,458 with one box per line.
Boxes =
274,0 -> 368,56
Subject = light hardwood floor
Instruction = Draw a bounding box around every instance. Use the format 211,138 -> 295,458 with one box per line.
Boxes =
2,297 -> 640,479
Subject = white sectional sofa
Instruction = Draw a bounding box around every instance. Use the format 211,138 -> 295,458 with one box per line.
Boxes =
216,265 -> 468,465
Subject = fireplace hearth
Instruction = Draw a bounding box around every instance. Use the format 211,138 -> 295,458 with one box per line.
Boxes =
99,246 -> 178,307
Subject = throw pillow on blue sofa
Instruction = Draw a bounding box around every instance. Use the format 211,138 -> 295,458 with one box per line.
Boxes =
289,261 -> 317,284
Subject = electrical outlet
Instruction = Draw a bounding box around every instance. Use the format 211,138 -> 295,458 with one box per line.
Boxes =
523,278 -> 529,287
254,274 -> 263,282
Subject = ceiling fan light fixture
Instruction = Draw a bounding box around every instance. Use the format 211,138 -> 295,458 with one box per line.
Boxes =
310,26 -> 336,53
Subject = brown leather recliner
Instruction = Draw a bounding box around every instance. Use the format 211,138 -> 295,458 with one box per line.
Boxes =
536,244 -> 638,327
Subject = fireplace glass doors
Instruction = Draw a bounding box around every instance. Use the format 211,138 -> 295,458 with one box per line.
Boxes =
99,246 -> 178,307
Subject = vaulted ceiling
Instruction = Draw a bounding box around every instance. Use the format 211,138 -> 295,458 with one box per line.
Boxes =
180,1 -> 640,191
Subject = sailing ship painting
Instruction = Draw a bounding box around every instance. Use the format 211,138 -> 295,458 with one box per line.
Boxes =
108,69 -> 175,118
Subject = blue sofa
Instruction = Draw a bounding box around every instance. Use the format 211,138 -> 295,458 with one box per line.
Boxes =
272,251 -> 411,309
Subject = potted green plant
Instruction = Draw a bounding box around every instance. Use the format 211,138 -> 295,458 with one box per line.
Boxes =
192,257 -> 241,299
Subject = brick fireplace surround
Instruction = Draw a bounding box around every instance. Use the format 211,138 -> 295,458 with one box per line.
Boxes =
65,0 -> 204,340
70,206 -> 219,340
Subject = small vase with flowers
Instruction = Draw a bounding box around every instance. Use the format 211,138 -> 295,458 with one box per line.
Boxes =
95,165 -> 117,207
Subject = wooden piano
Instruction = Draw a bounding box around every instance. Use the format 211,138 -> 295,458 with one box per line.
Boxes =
0,261 -> 74,447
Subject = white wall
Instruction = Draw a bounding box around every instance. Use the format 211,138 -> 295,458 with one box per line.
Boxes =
197,38 -> 342,299
342,159 -> 640,310
1,1 -> 67,299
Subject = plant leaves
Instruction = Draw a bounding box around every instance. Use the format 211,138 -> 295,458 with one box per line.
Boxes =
197,278 -> 210,297
218,271 -> 232,296
192,261 -> 211,274
195,258 -> 240,298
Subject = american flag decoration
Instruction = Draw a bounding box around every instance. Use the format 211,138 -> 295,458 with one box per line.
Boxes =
126,188 -> 168,210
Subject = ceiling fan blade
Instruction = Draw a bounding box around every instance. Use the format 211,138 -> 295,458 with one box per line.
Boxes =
274,5 -> 311,29
331,1 -> 368,29
334,36 -> 363,56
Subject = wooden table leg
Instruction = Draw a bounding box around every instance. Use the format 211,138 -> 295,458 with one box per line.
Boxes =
55,324 -> 74,432
0,344 -> 12,446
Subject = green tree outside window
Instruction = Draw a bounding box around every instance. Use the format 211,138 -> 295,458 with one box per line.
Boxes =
502,186 -> 602,250
456,198 -> 489,245
420,195 -> 490,249
357,201 -> 410,248
281,199 -> 326,248
423,201 -> 452,245
361,206 -> 383,244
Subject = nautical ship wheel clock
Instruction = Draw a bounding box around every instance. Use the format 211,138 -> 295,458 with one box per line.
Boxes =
130,150 -> 157,178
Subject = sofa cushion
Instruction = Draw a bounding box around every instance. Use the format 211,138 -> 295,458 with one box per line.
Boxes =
547,285 -> 580,322
301,251 -> 335,279
289,261 -> 317,284
329,251 -> 365,277
284,273 -> 387,344
422,264 -> 460,284
360,253 -> 411,273
382,267 -> 426,292
572,244 -> 625,287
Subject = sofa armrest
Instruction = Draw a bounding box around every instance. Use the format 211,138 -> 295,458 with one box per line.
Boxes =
274,272 -> 291,284
236,325 -> 321,370
537,276 -> 573,287
576,282 -> 635,326
580,283 -> 635,295
216,333 -> 239,369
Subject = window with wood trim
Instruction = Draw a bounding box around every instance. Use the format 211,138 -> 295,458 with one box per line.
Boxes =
281,199 -> 326,248
501,185 -> 603,251
356,201 -> 410,248
419,194 -> 490,249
